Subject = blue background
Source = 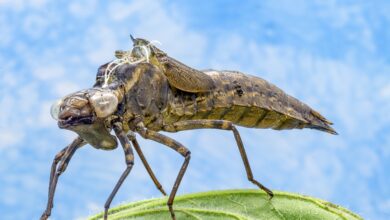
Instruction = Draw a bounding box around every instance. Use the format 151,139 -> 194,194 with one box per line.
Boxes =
0,0 -> 389,219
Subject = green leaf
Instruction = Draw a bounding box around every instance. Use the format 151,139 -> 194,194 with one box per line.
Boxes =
89,189 -> 363,220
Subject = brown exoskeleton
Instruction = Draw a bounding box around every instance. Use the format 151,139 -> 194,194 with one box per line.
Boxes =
41,37 -> 337,220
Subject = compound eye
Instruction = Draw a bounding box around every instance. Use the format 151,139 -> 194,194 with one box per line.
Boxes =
50,99 -> 63,121
89,90 -> 118,118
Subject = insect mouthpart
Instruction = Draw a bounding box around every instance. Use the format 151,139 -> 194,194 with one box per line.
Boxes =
56,103 -> 95,128
50,95 -> 95,128
50,88 -> 119,129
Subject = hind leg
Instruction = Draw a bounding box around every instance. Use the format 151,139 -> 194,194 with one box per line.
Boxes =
171,119 -> 273,198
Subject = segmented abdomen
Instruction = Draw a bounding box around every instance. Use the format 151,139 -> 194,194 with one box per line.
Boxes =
163,70 -> 336,134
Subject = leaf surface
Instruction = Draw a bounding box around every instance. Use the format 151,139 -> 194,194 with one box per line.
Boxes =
89,189 -> 362,220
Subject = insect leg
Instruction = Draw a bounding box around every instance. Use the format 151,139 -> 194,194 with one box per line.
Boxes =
103,123 -> 135,220
172,120 -> 274,198
41,147 -> 67,220
40,137 -> 85,220
127,131 -> 167,196
136,124 -> 191,220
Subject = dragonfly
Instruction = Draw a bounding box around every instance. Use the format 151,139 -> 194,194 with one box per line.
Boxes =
40,36 -> 337,220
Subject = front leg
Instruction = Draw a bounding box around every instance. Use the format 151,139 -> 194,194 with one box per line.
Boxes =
103,123 -> 135,220
136,123 -> 191,220
41,137 -> 85,220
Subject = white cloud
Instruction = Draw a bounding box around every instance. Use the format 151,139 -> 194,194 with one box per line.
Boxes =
0,129 -> 25,149
30,0 -> 46,6
52,80 -> 81,97
0,0 -> 47,11
354,147 -> 380,178
22,13 -> 49,39
0,70 -> 24,149
379,199 -> 390,215
37,101 -> 56,128
0,0 -> 25,11
0,72 -> 19,87
380,83 -> 390,99
0,14 -> 13,47
32,64 -> 66,81
83,25 -> 120,65
15,83 -> 39,114
315,1 -> 375,52
315,0 -> 358,28
107,1 -> 142,21
68,0 -> 97,18
75,201 -> 101,220
105,0 -> 207,67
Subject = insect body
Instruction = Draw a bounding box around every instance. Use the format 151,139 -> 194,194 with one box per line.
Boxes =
41,38 -> 336,220
161,69 -> 336,133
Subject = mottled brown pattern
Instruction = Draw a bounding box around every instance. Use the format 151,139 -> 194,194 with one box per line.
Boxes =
163,70 -> 336,134
131,37 -> 215,93
155,54 -> 216,93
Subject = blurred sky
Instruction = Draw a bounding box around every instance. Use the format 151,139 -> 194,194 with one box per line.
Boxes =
1,0 -> 389,219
